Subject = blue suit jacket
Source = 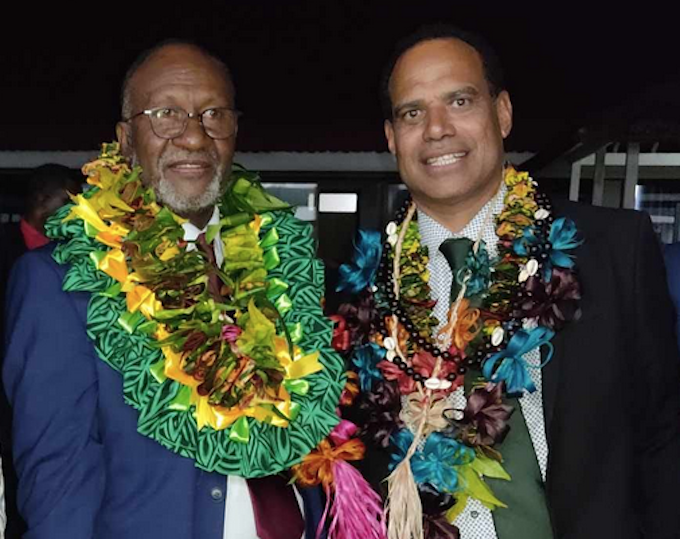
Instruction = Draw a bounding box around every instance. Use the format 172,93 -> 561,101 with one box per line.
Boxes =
3,246 -> 325,539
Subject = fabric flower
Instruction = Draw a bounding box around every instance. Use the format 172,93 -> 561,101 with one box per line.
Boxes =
221,324 -> 242,342
377,358 -> 416,394
482,327 -> 555,395
453,382 -> 514,447
337,229 -> 382,294
378,351 -> 458,395
400,395 -> 450,437
389,430 -> 474,493
513,218 -> 582,282
329,314 -> 351,352
517,269 -> 582,330
461,243 -> 493,297
358,380 -> 403,448
351,343 -> 385,391
337,293 -> 379,347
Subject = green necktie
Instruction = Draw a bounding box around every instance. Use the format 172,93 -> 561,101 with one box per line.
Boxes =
440,241 -> 554,539
439,238 -> 473,302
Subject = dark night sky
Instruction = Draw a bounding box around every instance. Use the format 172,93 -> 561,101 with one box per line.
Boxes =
2,2 -> 678,153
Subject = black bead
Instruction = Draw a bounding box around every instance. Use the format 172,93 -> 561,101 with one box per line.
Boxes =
457,366 -> 467,374
447,372 -> 457,381
406,367 -> 415,376
431,348 -> 440,357
413,373 -> 424,382
398,361 -> 407,371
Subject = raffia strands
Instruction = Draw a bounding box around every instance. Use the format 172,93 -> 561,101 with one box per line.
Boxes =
325,460 -> 387,539
386,458 -> 423,539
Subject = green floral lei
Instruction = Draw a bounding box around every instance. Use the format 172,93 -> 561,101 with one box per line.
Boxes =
46,143 -> 346,478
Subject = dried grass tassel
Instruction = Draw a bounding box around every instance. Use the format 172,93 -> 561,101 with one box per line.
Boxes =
385,456 -> 423,539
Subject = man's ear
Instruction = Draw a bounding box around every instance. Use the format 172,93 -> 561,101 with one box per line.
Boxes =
116,122 -> 132,158
384,119 -> 397,156
495,90 -> 513,140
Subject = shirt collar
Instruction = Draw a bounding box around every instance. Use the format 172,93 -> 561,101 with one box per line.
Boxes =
181,206 -> 220,241
417,182 -> 507,255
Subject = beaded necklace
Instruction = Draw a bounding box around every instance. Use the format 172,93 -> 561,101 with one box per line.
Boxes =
334,167 -> 583,538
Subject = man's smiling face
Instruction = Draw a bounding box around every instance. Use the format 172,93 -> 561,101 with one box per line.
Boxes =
116,44 -> 237,223
384,38 -> 512,221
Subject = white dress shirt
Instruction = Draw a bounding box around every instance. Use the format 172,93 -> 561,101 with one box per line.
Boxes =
417,184 -> 549,539
181,207 -> 304,539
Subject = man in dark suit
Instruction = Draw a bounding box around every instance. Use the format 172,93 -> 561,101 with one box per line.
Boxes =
3,42 -> 326,539
345,25 -> 680,539
0,164 -> 80,539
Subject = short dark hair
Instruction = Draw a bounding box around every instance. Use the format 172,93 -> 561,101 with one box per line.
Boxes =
25,164 -> 81,212
120,39 -> 235,119
380,24 -> 505,120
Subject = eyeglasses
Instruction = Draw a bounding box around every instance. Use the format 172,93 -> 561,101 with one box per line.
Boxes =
123,107 -> 240,140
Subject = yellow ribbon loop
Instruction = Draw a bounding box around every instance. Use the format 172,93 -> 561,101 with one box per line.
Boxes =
126,285 -> 161,319
274,337 -> 323,379
65,194 -> 109,232
97,249 -> 129,283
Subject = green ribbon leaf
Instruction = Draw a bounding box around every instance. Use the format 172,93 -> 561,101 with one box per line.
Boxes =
169,384 -> 193,412
84,220 -> 100,238
457,464 -> 507,509
149,359 -> 167,384
275,294 -> 293,316
470,452 -> 511,480
266,278 -> 289,300
229,416 -> 250,444
286,322 -> 304,344
284,379 -> 310,396
206,224 -> 222,244
118,310 -> 145,334
260,212 -> 274,227
137,319 -> 159,336
101,282 -> 122,298
263,247 -> 281,270
259,227 -> 280,249
89,250 -> 107,267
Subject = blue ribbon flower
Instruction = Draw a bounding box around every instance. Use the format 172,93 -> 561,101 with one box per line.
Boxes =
389,430 -> 475,493
513,218 -> 582,281
351,342 -> 385,391
336,229 -> 382,294
482,326 -> 555,395
462,242 -> 493,297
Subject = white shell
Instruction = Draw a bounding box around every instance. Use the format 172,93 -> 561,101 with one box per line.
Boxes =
386,350 -> 397,361
491,327 -> 505,346
387,234 -> 398,246
370,285 -> 378,293
534,208 -> 550,220
526,258 -> 539,276
438,379 -> 453,390
518,269 -> 529,283
386,222 -> 398,235
383,337 -> 396,351
424,377 -> 443,390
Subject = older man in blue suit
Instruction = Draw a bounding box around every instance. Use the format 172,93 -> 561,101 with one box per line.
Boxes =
3,41 -> 325,539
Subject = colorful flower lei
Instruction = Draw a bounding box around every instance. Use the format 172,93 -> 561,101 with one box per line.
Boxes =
45,143 -> 387,539
45,142 -> 349,476
333,167 -> 582,538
